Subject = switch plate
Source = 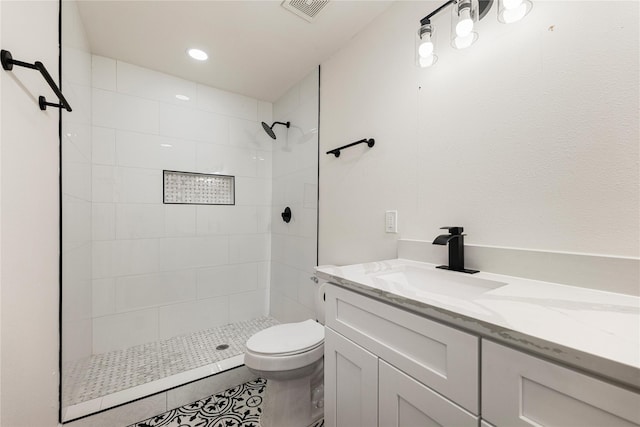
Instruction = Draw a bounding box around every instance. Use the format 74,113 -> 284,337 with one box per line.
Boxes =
385,210 -> 397,233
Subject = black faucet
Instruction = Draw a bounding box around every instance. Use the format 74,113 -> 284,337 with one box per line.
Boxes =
432,226 -> 479,274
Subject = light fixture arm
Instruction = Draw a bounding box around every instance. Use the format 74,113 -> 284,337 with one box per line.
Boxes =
419,0 -> 493,25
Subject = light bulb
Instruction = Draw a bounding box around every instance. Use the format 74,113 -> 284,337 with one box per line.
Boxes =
419,54 -> 437,68
501,3 -> 527,22
456,8 -> 474,37
503,0 -> 523,10
418,40 -> 434,57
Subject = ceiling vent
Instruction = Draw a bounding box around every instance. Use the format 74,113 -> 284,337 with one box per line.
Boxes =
281,0 -> 329,22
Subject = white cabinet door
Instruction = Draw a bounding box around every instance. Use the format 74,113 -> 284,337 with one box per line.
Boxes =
379,360 -> 479,427
324,327 -> 378,427
482,340 -> 640,427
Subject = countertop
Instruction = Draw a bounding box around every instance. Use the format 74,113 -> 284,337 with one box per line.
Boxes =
315,258 -> 640,390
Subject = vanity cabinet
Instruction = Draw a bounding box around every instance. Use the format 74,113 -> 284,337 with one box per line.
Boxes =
324,284 -> 479,427
324,283 -> 640,427
482,340 -> 640,427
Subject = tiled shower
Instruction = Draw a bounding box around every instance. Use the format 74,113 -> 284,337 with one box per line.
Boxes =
61,1 -> 319,420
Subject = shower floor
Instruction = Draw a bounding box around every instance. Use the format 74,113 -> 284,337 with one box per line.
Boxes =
62,316 -> 279,411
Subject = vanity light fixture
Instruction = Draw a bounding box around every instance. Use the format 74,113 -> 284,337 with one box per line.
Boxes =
416,0 -> 532,68
187,48 -> 208,61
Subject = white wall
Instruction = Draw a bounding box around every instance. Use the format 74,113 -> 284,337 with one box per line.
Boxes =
270,68 -> 319,323
0,1 -> 60,425
62,0 -> 93,363
90,57 -> 273,353
319,1 -> 639,267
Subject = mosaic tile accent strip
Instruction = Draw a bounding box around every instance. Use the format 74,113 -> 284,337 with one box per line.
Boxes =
62,317 -> 279,407
130,378 -> 325,427
163,170 -> 235,205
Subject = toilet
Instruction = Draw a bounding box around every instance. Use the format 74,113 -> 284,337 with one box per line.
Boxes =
244,283 -> 326,427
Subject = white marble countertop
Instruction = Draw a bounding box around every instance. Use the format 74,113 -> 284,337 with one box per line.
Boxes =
315,258 -> 640,390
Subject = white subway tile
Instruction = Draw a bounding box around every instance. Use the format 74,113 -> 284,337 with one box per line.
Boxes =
257,262 -> 270,289
92,239 -> 159,279
92,126 -> 116,165
92,278 -> 115,317
62,197 -> 91,252
64,121 -> 92,161
273,83 -> 300,119
62,319 -> 92,363
159,236 -> 229,271
196,84 -> 257,121
197,263 -> 258,298
92,88 -> 159,134
63,47 -> 92,87
92,203 -> 116,241
229,290 -> 268,322
158,103 -> 228,144
234,177 -> 271,206
116,204 -> 165,239
196,206 -> 257,236
116,61 -> 197,105
92,165 -> 115,203
195,143 -> 257,177
257,101 -> 272,125
165,205 -> 196,237
229,119 -> 272,150
115,167 -> 163,204
116,130 -> 196,171
115,270 -> 197,312
270,262 -> 299,300
92,55 -> 116,91
63,154 -> 91,201
158,297 -> 229,340
93,308 -> 158,353
229,234 -> 270,264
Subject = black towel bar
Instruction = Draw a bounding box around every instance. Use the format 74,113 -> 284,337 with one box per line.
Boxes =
326,138 -> 374,158
1,49 -> 72,112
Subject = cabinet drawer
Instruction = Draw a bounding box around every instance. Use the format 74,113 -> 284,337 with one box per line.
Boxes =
326,284 -> 479,414
482,340 -> 640,427
379,360 -> 479,427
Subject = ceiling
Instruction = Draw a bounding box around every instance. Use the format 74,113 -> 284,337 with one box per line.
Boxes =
76,1 -> 394,102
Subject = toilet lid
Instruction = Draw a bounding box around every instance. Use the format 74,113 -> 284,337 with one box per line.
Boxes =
246,319 -> 324,356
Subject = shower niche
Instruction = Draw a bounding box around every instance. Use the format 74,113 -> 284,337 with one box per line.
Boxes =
60,1 -> 319,421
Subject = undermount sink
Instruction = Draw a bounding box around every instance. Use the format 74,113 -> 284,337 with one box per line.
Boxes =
369,264 -> 507,297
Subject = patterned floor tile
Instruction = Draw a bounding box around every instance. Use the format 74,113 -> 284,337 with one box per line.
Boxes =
130,378 -> 324,427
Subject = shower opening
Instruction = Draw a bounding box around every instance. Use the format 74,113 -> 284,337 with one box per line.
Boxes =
60,1 -> 320,422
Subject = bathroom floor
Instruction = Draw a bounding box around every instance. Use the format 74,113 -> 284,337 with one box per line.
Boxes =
63,317 -> 280,407
129,378 -> 325,427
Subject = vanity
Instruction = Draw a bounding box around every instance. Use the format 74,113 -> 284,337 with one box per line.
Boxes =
315,259 -> 640,427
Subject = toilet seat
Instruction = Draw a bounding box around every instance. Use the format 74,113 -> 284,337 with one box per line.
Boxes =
246,319 -> 324,356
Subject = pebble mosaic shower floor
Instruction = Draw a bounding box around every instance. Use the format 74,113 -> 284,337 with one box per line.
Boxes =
63,317 -> 280,407
129,378 -> 325,427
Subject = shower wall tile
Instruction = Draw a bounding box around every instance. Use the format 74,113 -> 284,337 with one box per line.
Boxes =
117,61 -> 197,105
93,278 -> 116,317
92,239 -> 159,279
235,176 -> 272,206
65,121 -> 92,161
90,57 -> 272,352
158,103 -> 228,144
196,206 -> 258,236
197,263 -> 258,298
159,236 -> 229,271
92,203 -> 116,241
229,290 -> 268,322
115,167 -> 163,204
63,154 -> 92,201
165,205 -> 197,237
115,270 -> 197,312
158,297 -> 229,340
63,318 -> 93,363
116,130 -> 196,171
229,234 -> 270,264
63,196 -> 92,252
93,308 -> 159,354
195,143 -> 257,177
92,126 -> 116,165
196,84 -> 257,121
92,89 -> 159,135
92,55 -> 116,91
115,204 -> 165,240
270,262 -> 298,300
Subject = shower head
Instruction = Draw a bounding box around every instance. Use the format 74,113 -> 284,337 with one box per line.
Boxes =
261,121 -> 290,140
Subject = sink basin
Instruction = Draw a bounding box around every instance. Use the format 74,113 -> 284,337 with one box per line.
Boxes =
370,264 -> 506,297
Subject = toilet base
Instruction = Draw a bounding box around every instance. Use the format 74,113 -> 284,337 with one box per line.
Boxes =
256,359 -> 324,427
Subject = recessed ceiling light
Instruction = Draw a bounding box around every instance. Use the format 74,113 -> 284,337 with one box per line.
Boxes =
175,94 -> 190,101
187,48 -> 208,61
